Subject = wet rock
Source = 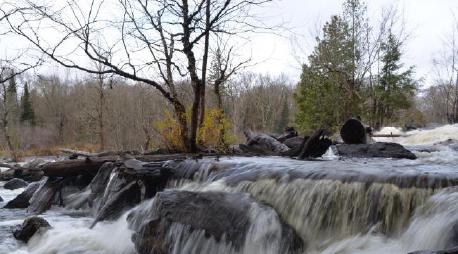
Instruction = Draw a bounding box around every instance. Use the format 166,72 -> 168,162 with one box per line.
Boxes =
91,181 -> 142,227
0,168 -> 15,181
408,246 -> 458,254
4,180 -> 42,209
277,127 -> 298,142
90,160 -> 171,225
241,130 -> 290,155
13,216 -> 51,243
335,142 -> 417,160
283,136 -> 305,150
0,195 -> 3,202
27,178 -> 62,214
4,178 -> 28,190
128,190 -> 303,254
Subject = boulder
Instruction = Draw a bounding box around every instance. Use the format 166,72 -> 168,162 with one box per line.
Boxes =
13,216 -> 51,243
335,142 -> 417,160
0,168 -> 15,181
91,181 -> 142,228
241,130 -> 290,155
4,178 -> 28,190
128,190 -> 303,254
283,136 -> 305,150
0,195 -> 3,202
27,178 -> 62,214
4,180 -> 42,209
90,160 -> 171,226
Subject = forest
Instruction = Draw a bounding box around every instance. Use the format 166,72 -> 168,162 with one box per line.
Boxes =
0,0 -> 456,158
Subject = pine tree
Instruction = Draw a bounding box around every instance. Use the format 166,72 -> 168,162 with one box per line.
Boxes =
20,82 -> 36,126
373,32 -> 416,127
295,15 -> 355,132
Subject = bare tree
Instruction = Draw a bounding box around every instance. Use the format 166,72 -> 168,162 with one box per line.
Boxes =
2,0 -> 272,152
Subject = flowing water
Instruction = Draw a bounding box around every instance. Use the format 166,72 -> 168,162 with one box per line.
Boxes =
1,125 -> 458,254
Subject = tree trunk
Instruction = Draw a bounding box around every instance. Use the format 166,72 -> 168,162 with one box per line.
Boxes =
173,101 -> 189,151
189,83 -> 201,152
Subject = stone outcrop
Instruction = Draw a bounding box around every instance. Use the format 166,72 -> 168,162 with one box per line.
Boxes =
128,190 -> 303,254
335,142 -> 417,160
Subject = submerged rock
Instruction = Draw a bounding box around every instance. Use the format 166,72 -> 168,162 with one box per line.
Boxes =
4,180 -> 42,209
128,190 -> 303,254
335,142 -> 417,160
4,178 -> 28,190
0,195 -> 3,202
13,216 -> 51,243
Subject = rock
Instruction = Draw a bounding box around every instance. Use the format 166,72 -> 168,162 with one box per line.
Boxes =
408,246 -> 458,254
91,181 -> 142,228
335,142 -> 417,160
90,160 -> 171,226
4,180 -> 42,209
27,178 -> 62,214
297,130 -> 332,159
0,168 -> 15,181
277,127 -> 298,142
128,190 -> 303,254
22,158 -> 48,170
340,118 -> 368,144
0,195 -> 3,202
241,130 -> 290,155
283,136 -> 305,149
4,178 -> 28,190
13,216 -> 51,243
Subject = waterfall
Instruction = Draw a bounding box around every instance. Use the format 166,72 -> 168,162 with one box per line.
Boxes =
3,139 -> 458,254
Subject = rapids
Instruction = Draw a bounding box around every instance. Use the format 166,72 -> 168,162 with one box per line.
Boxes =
1,125 -> 458,254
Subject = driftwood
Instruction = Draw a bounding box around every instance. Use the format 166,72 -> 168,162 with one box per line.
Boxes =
297,130 -> 332,159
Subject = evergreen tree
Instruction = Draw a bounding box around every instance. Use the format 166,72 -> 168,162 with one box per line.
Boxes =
373,33 -> 416,127
20,82 -> 36,125
295,15 -> 356,132
276,94 -> 290,133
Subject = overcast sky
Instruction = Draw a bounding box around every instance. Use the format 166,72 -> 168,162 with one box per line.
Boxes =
247,0 -> 458,86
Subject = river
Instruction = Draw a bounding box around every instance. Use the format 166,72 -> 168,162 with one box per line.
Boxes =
1,124 -> 458,254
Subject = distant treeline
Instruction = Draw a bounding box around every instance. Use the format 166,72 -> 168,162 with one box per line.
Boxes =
0,73 -> 294,154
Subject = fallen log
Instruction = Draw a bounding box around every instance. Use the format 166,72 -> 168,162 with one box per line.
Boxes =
41,156 -> 118,178
41,154 -> 190,178
340,118 -> 368,144
59,149 -> 99,158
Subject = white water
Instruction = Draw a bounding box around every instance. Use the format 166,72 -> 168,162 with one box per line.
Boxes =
375,124 -> 458,146
1,125 -> 458,254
